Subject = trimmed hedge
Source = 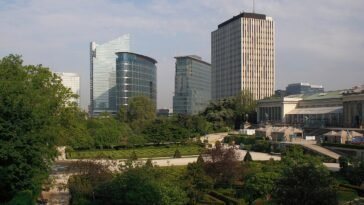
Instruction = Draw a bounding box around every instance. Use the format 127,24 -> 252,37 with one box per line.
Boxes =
322,143 -> 364,150
68,145 -> 202,159
224,135 -> 256,145
209,191 -> 246,205
198,194 -> 225,205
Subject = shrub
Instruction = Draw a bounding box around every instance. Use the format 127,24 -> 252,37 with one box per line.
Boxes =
199,194 -> 225,205
210,191 -> 246,205
174,149 -> 182,158
130,151 -> 138,160
7,190 -> 33,205
244,151 -> 253,162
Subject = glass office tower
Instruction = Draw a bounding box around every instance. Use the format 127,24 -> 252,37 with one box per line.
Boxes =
173,55 -> 211,115
115,52 -> 157,108
286,83 -> 324,95
90,34 -> 130,115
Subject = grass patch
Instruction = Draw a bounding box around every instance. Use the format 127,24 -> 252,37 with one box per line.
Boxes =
157,166 -> 187,182
337,188 -> 358,205
68,145 -> 203,159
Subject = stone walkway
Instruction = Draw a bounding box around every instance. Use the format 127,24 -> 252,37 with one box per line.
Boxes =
282,141 -> 341,160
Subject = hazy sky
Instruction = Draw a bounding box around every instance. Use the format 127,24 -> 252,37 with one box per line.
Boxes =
1,0 -> 363,110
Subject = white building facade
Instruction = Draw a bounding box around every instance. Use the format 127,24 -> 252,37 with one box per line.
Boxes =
56,72 -> 80,106
90,34 -> 131,115
257,91 -> 344,127
211,13 -> 275,100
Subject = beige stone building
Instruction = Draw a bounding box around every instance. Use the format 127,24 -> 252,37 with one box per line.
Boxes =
257,90 -> 344,127
211,12 -> 275,100
343,85 -> 364,128
258,86 -> 364,128
256,126 -> 303,142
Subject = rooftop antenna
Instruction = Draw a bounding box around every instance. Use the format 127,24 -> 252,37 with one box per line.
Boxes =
253,0 -> 255,13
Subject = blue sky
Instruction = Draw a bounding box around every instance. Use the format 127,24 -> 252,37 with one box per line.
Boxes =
1,0 -> 363,110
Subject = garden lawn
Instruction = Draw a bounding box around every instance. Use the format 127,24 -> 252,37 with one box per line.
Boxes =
68,145 -> 203,159
337,188 -> 358,205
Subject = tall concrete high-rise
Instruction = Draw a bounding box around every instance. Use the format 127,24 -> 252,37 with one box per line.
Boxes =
173,55 -> 211,115
211,12 -> 275,100
56,72 -> 80,106
90,34 -> 130,115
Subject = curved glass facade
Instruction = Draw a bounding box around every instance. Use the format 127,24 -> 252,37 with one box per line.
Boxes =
116,52 -> 157,108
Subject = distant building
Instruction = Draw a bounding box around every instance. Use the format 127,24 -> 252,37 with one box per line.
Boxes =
275,89 -> 286,98
286,82 -> 324,95
55,72 -> 80,106
173,55 -> 211,115
115,52 -> 157,108
90,34 -> 131,115
343,85 -> 364,128
257,90 -> 344,127
157,108 -> 172,117
212,12 -> 275,100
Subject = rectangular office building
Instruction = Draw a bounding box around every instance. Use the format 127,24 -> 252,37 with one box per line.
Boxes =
173,55 -> 211,115
212,12 -> 275,100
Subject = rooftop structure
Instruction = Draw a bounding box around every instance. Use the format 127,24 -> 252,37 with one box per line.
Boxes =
286,82 -> 324,96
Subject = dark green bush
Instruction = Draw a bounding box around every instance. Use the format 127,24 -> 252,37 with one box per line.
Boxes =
7,190 -> 33,205
174,149 -> 182,158
210,191 -> 246,205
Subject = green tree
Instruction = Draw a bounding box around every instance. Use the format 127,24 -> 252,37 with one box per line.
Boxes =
142,118 -> 191,143
174,115 -> 212,137
0,55 -> 75,202
145,159 -> 153,167
182,162 -> 213,204
273,146 -> 337,205
234,90 -> 256,129
95,166 -> 188,205
200,91 -> 256,131
196,154 -> 204,165
56,106 -> 93,149
339,156 -> 349,173
244,172 -> 280,202
68,161 -> 113,204
174,149 -> 182,158
130,151 -> 138,160
200,97 -> 236,130
87,115 -> 130,149
127,134 -> 147,147
342,159 -> 364,186
117,104 -> 128,122
204,146 -> 242,187
274,163 -> 337,205
127,96 -> 156,130
243,151 -> 253,162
